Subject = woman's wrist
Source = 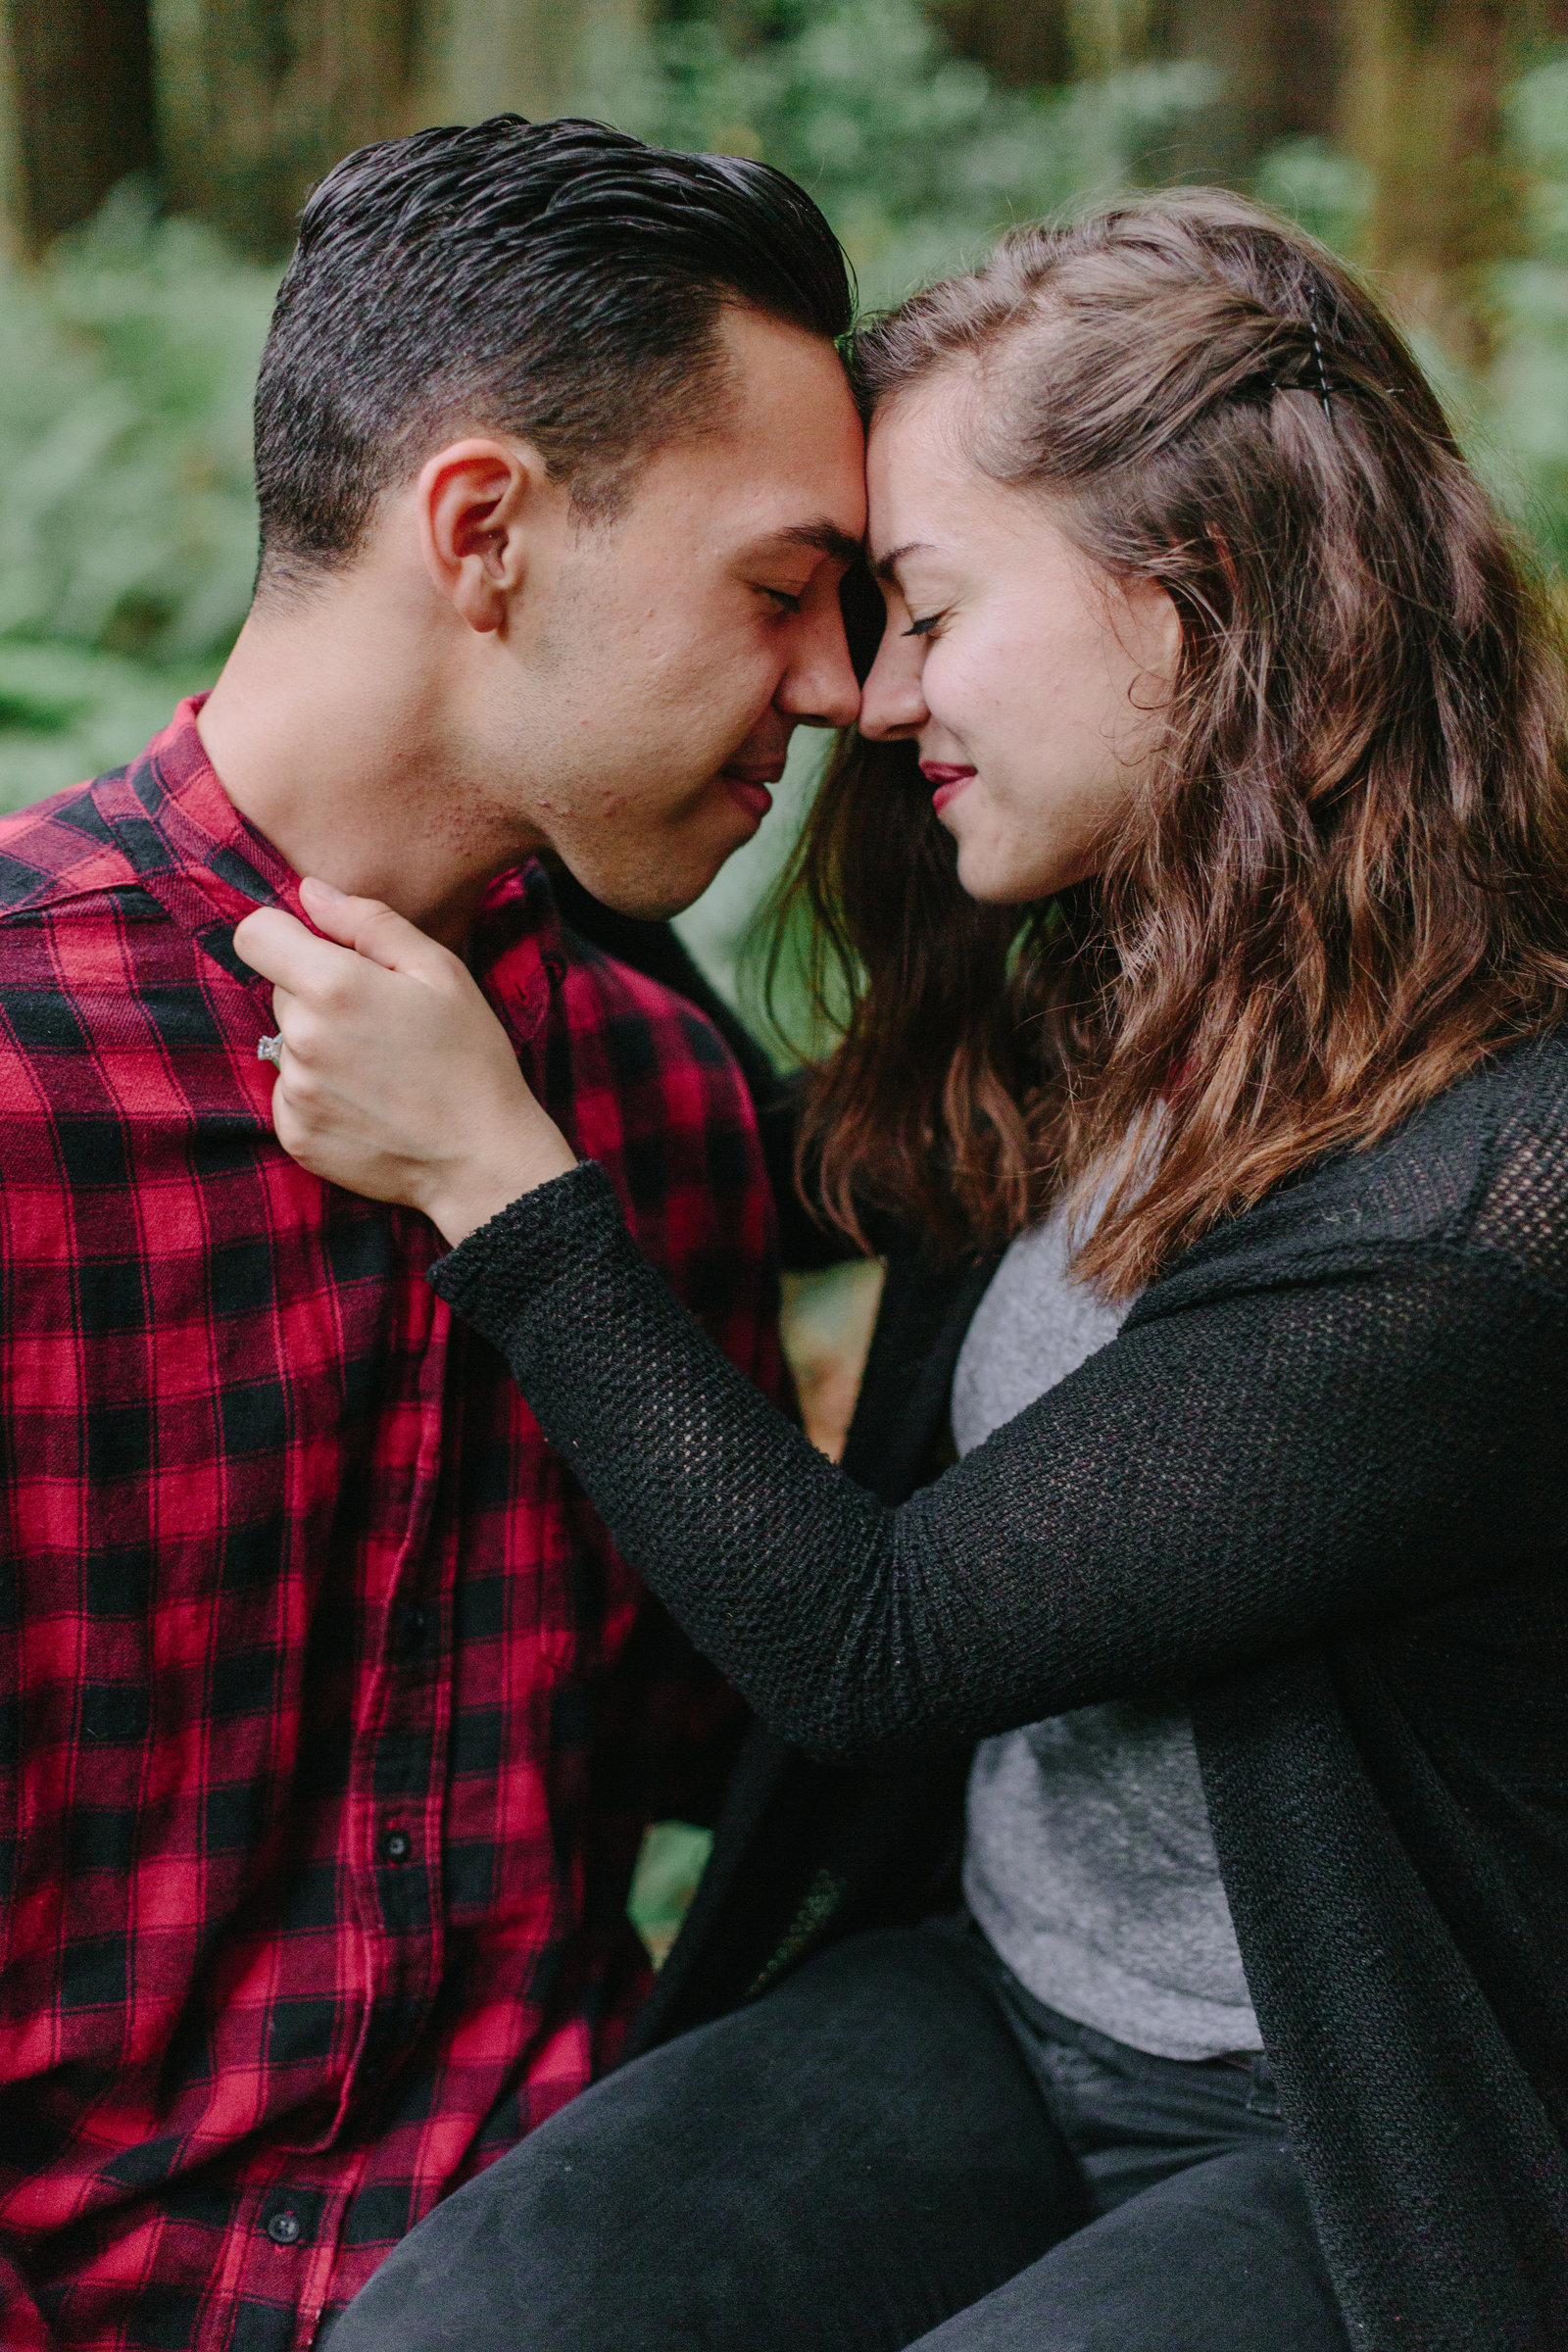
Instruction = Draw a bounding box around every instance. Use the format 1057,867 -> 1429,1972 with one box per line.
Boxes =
422,1114 -> 578,1247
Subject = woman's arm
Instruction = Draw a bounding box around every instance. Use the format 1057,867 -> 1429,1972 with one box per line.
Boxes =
430,1156 -> 1567,1760
233,885 -> 1568,1763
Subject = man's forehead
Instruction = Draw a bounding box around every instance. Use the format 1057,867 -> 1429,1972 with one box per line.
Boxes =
634,332 -> 866,546
624,439 -> 863,551
716,309 -> 861,439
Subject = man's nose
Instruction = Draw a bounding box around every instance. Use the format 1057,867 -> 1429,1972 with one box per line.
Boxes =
779,604 -> 862,731
858,625 -> 928,741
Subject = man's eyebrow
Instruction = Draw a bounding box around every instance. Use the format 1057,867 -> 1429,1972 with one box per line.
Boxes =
870,540 -> 932,583
758,519 -> 865,567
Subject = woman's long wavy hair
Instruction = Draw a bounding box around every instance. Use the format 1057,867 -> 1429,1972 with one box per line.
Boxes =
781,189 -> 1568,1297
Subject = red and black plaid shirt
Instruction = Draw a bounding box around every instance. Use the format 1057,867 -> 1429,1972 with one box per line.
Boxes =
0,701 -> 778,2351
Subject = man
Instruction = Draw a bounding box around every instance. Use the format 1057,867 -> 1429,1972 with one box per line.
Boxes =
0,116 -> 862,2350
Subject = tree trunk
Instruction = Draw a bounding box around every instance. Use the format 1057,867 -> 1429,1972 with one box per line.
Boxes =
150,0 -> 425,256
1151,0 -> 1342,177
1065,0 -> 1157,77
967,0 -> 1341,184
938,0 -> 1071,89
1341,0 -> 1521,371
1,0 -> 159,254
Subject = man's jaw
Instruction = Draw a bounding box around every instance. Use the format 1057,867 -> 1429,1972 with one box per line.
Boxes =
545,767 -> 782,922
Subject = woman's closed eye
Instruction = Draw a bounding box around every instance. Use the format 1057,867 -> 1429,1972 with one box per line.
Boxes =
903,611 -> 947,639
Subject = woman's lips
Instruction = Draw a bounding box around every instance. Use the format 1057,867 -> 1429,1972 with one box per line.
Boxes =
920,760 -> 977,814
720,767 -> 781,822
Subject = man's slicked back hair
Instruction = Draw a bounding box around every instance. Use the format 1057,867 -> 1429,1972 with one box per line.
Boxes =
253,115 -> 855,582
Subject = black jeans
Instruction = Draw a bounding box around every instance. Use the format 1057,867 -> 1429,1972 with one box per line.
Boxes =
328,1926 -> 1350,2351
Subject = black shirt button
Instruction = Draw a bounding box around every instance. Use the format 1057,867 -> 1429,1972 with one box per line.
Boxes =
381,1828 -> 413,1865
267,2210 -> 303,2246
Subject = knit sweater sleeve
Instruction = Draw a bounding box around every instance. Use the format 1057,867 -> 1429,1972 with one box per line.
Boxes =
429,1157 -> 1568,1764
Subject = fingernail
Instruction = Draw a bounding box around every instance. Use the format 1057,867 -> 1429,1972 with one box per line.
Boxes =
301,876 -> 346,905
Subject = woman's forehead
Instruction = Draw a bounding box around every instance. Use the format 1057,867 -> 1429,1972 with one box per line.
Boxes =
864,379 -> 974,539
865,392 -> 1062,573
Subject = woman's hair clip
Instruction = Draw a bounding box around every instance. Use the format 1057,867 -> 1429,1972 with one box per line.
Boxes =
1270,310 -> 1337,422
1307,318 -> 1335,422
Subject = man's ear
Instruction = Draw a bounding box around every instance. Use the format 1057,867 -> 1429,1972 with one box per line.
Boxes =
416,437 -> 557,635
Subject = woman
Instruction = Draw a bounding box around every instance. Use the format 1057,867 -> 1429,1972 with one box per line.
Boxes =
240,192 -> 1568,2351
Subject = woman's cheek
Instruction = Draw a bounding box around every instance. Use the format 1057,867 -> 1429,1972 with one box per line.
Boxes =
938,628 -> 1019,759
950,780 -> 1030,902
921,637 -> 970,735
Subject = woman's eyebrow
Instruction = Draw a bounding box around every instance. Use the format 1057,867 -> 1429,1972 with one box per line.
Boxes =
871,540 -> 934,583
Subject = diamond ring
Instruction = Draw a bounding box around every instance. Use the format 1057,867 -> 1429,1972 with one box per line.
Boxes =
257,1033 -> 284,1069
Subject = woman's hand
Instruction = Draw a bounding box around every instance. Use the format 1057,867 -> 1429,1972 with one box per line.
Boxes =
231,877 -> 577,1244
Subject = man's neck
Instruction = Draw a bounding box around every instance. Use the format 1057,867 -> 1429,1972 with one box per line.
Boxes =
196,586 -> 547,954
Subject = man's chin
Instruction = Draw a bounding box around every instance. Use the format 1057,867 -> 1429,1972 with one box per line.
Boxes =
541,848 -> 730,927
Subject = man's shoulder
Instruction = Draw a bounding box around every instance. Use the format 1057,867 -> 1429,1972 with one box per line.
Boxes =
0,775 -> 207,1023
0,775 -> 152,929
0,771 -> 265,1157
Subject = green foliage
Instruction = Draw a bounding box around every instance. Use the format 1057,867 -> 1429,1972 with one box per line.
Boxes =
595,0 -> 1214,307
0,184 -> 273,661
1250,137 -> 1372,257
1490,60 -> 1568,573
627,1820 -> 714,1966
0,639 -> 214,809
0,185 -> 275,804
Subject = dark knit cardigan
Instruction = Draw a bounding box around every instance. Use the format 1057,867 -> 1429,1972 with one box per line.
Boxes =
430,1032 -> 1568,2352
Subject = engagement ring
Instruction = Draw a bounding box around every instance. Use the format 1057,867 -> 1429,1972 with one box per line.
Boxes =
257,1034 -> 284,1069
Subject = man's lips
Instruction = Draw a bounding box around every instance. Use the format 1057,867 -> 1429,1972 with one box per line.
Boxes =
720,763 -> 784,822
920,760 -> 977,814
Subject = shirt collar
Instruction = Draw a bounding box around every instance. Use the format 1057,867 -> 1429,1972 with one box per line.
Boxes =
101,695 -> 563,1042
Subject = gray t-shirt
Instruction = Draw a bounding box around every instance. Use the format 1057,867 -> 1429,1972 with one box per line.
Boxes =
953,1200 -> 1262,2060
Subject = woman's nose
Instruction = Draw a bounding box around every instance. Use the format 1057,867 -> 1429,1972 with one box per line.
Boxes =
858,627 -> 928,740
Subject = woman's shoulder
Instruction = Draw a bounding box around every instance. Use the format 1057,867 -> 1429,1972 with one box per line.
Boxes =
1132,1029 -> 1568,1323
